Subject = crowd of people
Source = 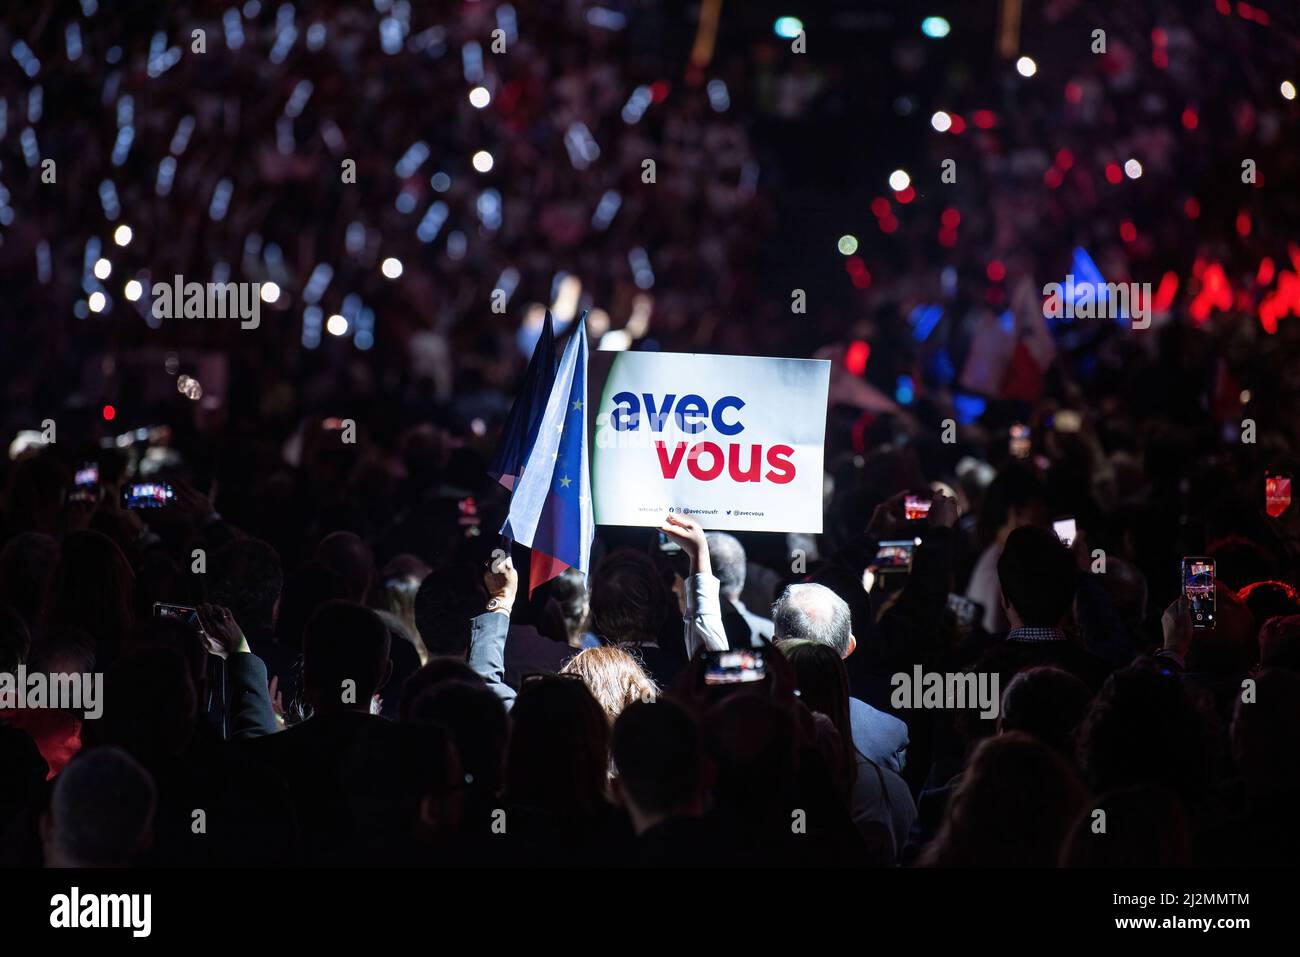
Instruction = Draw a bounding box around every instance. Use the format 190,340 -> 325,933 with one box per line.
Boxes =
2,3 -> 1300,868
2,404 -> 1300,867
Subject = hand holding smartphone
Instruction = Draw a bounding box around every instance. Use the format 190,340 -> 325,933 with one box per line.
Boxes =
873,538 -> 919,573
1181,557 -> 1216,630
1052,516 -> 1077,548
904,495 -> 932,522
700,649 -> 767,687
122,481 -> 176,509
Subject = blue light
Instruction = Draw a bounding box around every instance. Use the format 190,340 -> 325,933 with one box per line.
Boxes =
774,17 -> 803,39
910,303 -> 943,341
921,17 -> 950,39
895,375 -> 915,406
953,394 -> 987,424
927,350 -> 956,385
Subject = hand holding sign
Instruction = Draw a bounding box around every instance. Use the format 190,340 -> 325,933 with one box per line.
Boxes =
658,512 -> 712,578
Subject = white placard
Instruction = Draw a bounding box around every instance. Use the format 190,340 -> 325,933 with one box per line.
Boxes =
590,352 -> 830,533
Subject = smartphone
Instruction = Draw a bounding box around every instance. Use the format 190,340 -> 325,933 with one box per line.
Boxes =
874,539 -> 919,572
153,602 -> 200,628
122,481 -> 175,509
1052,516 -> 1077,547
74,463 -> 99,488
1010,423 -> 1031,459
1181,557 -> 1216,630
657,530 -> 682,553
947,593 -> 980,630
701,649 -> 767,687
1265,472 -> 1292,518
904,495 -> 932,522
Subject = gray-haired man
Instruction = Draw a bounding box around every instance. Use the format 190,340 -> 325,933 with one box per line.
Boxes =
772,582 -> 909,772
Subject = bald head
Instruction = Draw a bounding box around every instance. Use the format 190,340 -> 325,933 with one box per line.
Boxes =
771,583 -> 853,658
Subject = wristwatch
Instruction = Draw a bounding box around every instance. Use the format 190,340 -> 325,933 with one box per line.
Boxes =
486,597 -> 512,614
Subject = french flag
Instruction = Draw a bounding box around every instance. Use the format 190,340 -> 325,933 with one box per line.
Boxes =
489,311 -> 557,490
501,313 -> 594,594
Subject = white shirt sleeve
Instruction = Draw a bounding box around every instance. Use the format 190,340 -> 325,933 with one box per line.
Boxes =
683,572 -> 729,658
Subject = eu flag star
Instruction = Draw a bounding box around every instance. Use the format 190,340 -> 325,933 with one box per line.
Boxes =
571,400 -> 583,411
559,475 -> 572,489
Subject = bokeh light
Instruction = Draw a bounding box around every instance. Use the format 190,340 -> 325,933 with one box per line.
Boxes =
920,17 -> 950,39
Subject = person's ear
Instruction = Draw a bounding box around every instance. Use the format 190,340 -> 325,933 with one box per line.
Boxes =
844,633 -> 857,659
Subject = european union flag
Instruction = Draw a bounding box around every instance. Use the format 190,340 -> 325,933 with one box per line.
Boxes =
501,313 -> 593,594
489,311 -> 557,490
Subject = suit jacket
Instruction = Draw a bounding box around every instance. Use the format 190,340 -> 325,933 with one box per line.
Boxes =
244,710 -> 385,863
850,696 -> 909,772
467,610 -> 516,709
721,598 -> 774,649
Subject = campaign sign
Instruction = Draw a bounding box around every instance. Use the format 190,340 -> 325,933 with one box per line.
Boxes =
588,352 -> 830,532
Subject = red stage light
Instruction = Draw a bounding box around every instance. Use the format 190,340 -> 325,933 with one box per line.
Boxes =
986,261 -> 1006,282
1184,197 -> 1201,219
846,340 -> 870,375
940,208 -> 961,229
102,404 -> 116,421
1120,222 -> 1137,243
1105,163 -> 1123,184
1154,272 -> 1179,312
1257,258 -> 1276,286
1182,107 -> 1198,130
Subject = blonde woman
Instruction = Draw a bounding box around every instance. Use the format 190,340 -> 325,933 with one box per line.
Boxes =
560,645 -> 659,723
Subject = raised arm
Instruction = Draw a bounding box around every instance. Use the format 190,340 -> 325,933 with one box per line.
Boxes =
660,513 -> 728,658
468,551 -> 519,709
